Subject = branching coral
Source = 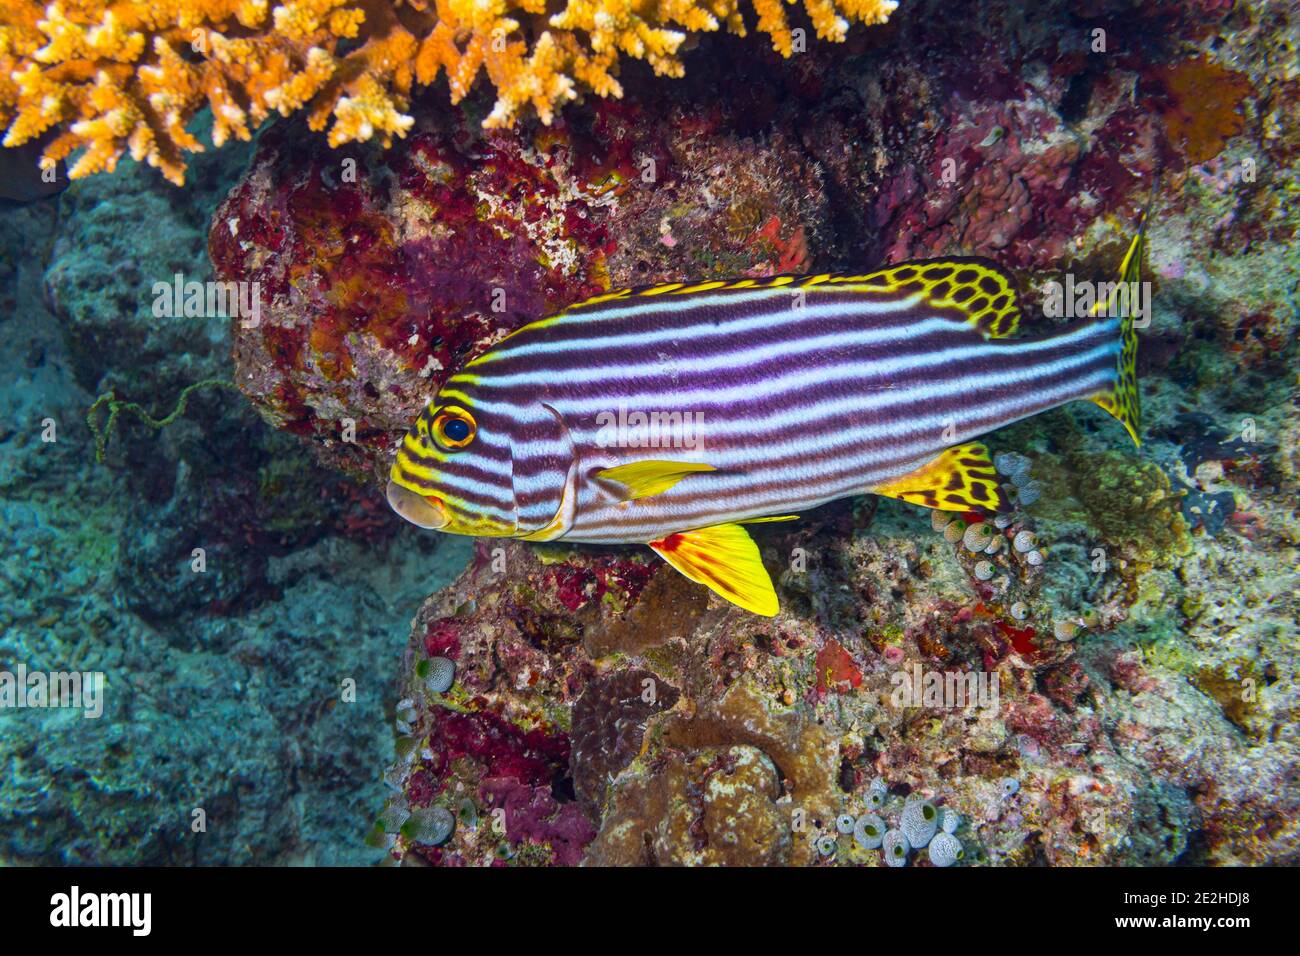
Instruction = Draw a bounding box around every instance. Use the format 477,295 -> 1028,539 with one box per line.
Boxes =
0,0 -> 899,183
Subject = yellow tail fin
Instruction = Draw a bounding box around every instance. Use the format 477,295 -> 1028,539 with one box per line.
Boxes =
1090,190 -> 1154,448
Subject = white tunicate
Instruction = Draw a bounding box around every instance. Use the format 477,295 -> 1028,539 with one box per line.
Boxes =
941,808 -> 960,834
994,513 -> 1014,529
963,522 -> 993,553
815,834 -> 837,857
1000,776 -> 1020,796
928,831 -> 963,867
882,828 -> 911,867
1011,469 -> 1033,488
835,813 -> 856,835
406,805 -> 455,845
425,656 -> 456,694
994,452 -> 1030,478
378,804 -> 411,834
1017,480 -> 1042,506
900,796 -> 939,849
1054,619 -> 1079,641
1010,602 -> 1029,621
931,509 -> 954,532
1026,549 -> 1045,567
985,534 -> 1004,555
1013,530 -> 1037,553
853,813 -> 886,850
943,520 -> 967,544
974,560 -> 995,581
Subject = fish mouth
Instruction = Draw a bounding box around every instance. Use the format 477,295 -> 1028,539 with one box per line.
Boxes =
386,480 -> 450,530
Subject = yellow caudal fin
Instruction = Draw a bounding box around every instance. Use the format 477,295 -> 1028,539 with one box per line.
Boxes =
870,442 -> 1006,514
594,460 -> 716,500
1088,192 -> 1153,449
825,258 -> 1023,338
648,523 -> 779,617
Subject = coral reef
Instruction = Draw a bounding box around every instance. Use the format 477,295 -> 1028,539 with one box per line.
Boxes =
0,0 -> 897,184
2,0 -> 1297,870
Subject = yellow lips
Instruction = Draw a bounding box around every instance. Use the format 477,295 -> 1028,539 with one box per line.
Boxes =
386,480 -> 449,530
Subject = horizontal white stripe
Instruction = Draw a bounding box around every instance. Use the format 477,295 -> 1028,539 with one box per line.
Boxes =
474,291 -> 931,365
469,317 -> 978,390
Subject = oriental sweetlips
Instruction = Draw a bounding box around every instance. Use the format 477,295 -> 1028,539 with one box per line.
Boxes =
386,212 -> 1150,616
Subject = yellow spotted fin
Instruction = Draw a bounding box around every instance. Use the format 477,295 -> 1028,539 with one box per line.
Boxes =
869,442 -> 1006,514
825,258 -> 1023,338
1088,193 -> 1153,448
546,259 -> 1023,341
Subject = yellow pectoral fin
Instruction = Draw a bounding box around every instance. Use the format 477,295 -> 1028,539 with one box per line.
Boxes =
648,523 -> 779,617
870,442 -> 1006,513
737,515 -> 800,524
595,460 -> 716,500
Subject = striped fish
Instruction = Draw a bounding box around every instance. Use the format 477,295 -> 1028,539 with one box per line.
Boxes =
387,217 -> 1148,616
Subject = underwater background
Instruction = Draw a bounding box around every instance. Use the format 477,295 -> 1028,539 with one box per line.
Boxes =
0,0 -> 1296,866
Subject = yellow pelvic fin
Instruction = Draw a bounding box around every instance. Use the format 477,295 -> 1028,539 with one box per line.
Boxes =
648,523 -> 779,617
870,442 -> 1006,514
1088,191 -> 1153,449
594,460 -> 716,500
830,258 -> 1023,338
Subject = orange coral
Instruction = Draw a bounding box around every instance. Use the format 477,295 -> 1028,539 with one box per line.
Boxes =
1149,55 -> 1253,165
0,0 -> 898,184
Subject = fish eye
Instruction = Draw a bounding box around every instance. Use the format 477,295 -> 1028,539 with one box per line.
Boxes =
431,406 -> 476,450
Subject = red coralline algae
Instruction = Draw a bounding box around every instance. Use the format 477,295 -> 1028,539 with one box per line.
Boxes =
815,639 -> 863,695
422,619 -> 462,660
544,553 -> 657,614
479,778 -> 596,866
425,710 -> 570,791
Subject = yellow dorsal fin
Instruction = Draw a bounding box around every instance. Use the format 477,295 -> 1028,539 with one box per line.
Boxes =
594,460 -> 716,500
827,258 -> 1023,338
550,261 -> 1021,339
870,442 -> 1006,513
648,523 -> 778,617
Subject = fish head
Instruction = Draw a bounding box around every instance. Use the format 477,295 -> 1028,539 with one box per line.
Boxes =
387,393 -> 519,537
387,382 -> 573,538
